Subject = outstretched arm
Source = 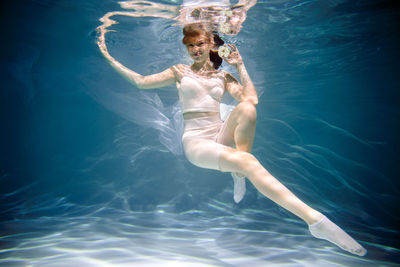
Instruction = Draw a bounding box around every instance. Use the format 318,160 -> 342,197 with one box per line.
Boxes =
97,30 -> 175,89
224,45 -> 258,105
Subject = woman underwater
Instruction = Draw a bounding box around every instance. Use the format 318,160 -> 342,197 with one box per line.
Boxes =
97,22 -> 367,256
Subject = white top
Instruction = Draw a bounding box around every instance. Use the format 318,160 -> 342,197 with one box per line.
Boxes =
177,67 -> 226,114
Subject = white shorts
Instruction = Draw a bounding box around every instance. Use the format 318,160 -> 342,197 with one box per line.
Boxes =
182,114 -> 233,171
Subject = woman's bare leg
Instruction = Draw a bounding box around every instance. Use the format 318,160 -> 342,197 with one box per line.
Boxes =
220,102 -> 257,202
224,102 -> 322,223
218,147 -> 366,256
219,147 -> 323,224
219,102 -> 366,255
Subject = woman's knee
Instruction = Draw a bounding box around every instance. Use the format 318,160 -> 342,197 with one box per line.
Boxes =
237,101 -> 257,122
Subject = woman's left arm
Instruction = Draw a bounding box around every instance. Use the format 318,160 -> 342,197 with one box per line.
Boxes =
224,45 -> 258,105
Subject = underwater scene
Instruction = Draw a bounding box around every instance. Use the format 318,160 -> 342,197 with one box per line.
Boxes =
1,0 -> 399,266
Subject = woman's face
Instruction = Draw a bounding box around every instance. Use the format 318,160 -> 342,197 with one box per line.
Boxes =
185,34 -> 213,63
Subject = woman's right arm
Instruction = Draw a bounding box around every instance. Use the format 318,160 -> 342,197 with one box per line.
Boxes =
97,33 -> 176,89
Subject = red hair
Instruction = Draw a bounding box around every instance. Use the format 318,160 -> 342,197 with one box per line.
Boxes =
182,23 -> 213,45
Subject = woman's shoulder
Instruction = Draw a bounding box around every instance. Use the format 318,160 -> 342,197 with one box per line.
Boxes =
170,64 -> 190,79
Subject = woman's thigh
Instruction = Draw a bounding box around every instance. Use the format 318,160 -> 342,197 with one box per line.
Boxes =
217,101 -> 257,150
217,102 -> 249,146
183,135 -> 259,176
183,137 -> 231,171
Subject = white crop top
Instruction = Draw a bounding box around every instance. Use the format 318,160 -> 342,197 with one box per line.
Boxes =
177,67 -> 225,114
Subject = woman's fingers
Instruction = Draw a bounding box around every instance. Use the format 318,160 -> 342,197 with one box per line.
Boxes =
226,45 -> 240,59
227,43 -> 237,50
227,44 -> 239,54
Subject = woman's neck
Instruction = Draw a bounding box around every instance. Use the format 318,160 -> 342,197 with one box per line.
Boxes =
191,59 -> 215,73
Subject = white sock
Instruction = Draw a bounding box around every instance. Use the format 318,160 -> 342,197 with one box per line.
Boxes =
309,216 -> 367,256
231,173 -> 246,203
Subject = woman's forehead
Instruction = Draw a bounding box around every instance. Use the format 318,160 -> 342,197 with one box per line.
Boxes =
186,35 -> 211,44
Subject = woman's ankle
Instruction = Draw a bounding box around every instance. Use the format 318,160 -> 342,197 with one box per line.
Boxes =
306,210 -> 325,225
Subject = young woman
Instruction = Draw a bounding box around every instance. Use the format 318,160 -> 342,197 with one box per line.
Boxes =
97,23 -> 366,256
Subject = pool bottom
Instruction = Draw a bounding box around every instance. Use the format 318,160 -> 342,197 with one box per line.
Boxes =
0,200 -> 396,267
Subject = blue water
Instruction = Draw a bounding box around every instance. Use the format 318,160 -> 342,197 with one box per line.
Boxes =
1,0 -> 399,266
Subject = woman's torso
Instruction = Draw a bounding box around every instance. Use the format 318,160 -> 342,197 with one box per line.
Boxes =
174,64 -> 226,120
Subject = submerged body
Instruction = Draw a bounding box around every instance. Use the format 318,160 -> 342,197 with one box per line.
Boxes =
97,20 -> 367,256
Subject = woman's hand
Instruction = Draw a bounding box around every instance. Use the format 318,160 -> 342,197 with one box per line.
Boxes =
224,44 -> 259,105
223,44 -> 243,67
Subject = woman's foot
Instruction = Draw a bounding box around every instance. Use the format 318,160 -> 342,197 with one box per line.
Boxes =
309,216 -> 367,256
231,172 -> 246,203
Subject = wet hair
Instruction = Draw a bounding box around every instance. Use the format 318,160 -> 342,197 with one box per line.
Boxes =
182,23 -> 224,70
